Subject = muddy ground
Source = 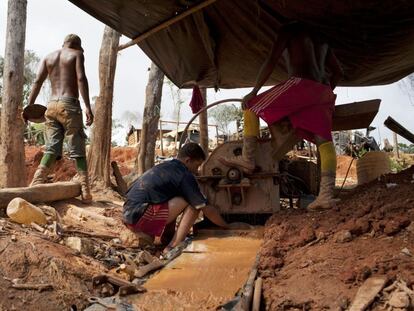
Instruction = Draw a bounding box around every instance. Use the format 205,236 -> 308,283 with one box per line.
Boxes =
259,166 -> 414,310
2,147 -> 412,310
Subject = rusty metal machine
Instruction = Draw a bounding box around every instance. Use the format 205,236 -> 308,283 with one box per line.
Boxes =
198,139 -> 280,214
182,98 -> 381,215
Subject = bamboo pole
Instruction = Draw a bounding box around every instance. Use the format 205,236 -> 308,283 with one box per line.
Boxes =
118,0 -> 217,51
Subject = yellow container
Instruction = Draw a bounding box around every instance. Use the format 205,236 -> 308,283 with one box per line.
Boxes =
6,197 -> 47,225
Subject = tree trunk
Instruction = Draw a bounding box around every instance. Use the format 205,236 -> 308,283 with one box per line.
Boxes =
137,63 -> 164,175
199,87 -> 209,155
0,181 -> 81,208
87,27 -> 120,188
0,0 -> 27,188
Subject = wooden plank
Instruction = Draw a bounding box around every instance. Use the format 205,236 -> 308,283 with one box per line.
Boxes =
0,182 -> 81,208
118,0 -> 217,51
384,116 -> 414,144
332,99 -> 381,131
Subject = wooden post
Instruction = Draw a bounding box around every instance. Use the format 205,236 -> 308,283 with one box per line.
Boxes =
0,0 -> 27,188
159,120 -> 164,156
118,0 -> 218,51
393,132 -> 400,158
137,62 -> 164,175
199,88 -> 209,154
87,26 -> 120,188
0,182 -> 81,208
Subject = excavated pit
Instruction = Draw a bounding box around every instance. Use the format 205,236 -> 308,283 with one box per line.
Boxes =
131,228 -> 263,310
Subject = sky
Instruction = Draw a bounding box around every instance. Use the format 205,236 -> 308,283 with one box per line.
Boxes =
1,0 -> 414,146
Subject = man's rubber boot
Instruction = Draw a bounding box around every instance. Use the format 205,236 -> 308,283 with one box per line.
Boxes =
307,172 -> 337,211
219,136 -> 257,174
30,165 -> 49,186
268,120 -> 300,161
78,171 -> 93,204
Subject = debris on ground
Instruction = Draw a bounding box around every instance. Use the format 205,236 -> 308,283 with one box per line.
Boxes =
259,166 -> 414,310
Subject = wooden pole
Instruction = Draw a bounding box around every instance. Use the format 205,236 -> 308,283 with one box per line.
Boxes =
215,125 -> 219,146
159,120 -> 164,156
0,182 -> 81,208
199,88 -> 209,154
118,0 -> 217,51
393,132 -> 400,158
0,0 -> 27,188
137,63 -> 164,174
87,27 -> 120,188
252,277 -> 263,311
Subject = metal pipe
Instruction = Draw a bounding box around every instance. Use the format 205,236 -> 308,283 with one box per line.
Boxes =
179,98 -> 242,149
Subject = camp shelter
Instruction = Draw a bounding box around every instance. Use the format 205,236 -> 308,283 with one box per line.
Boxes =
68,0 -> 414,88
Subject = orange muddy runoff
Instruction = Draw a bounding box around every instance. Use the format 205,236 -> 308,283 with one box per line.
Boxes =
131,228 -> 263,310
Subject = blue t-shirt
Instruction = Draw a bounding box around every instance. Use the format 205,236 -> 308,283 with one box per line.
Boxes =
123,159 -> 207,224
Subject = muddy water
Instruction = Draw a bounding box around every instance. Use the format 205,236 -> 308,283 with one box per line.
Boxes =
131,228 -> 263,311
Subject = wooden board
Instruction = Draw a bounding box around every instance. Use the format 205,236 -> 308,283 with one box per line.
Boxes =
332,99 -> 381,131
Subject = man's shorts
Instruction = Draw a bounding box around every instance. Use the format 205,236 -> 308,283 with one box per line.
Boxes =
44,97 -> 87,158
247,77 -> 336,143
126,202 -> 169,237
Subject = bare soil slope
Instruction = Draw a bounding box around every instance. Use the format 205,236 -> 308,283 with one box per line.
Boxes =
259,166 -> 414,310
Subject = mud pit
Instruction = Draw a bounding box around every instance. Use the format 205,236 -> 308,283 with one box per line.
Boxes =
132,229 -> 263,310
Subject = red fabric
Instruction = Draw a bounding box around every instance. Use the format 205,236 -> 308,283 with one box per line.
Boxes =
189,85 -> 204,113
126,202 -> 169,237
247,77 -> 336,143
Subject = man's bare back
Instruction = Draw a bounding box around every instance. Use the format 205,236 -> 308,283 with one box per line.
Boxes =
27,34 -> 93,126
45,48 -> 83,99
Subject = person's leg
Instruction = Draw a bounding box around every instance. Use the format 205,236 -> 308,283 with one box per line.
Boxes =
167,205 -> 200,249
307,136 -> 337,211
151,197 -> 189,248
31,107 -> 63,186
268,118 -> 300,161
166,197 -> 190,224
219,109 -> 260,173
74,156 -> 92,203
61,100 -> 92,203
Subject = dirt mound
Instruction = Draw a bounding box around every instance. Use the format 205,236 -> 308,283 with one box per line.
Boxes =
337,155 -> 357,179
25,146 -> 138,184
0,221 -> 106,311
260,166 -> 414,310
110,147 -> 137,176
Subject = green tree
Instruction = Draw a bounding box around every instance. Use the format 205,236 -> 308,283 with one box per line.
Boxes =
209,104 -> 243,136
0,50 -> 40,106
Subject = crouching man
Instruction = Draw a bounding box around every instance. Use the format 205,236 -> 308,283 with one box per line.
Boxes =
123,143 -> 230,255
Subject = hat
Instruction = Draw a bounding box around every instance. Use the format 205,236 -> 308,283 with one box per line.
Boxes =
23,104 -> 47,123
63,34 -> 83,52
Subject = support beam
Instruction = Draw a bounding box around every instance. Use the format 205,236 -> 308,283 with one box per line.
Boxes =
0,182 -> 81,208
118,0 -> 217,51
0,0 -> 28,187
384,116 -> 414,144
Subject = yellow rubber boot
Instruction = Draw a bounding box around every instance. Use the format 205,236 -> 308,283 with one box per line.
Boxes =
308,141 -> 338,211
219,110 -> 259,174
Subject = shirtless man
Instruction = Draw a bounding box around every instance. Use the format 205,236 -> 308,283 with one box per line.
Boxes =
27,34 -> 94,203
221,22 -> 344,211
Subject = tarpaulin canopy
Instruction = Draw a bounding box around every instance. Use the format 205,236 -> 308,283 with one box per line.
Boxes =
68,0 -> 414,88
